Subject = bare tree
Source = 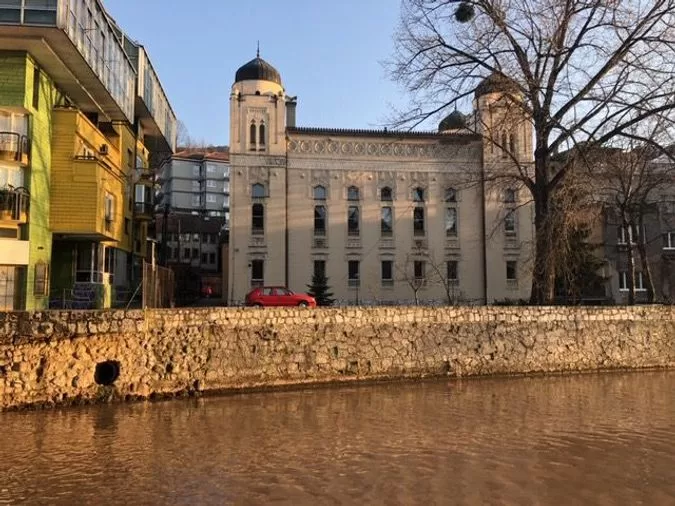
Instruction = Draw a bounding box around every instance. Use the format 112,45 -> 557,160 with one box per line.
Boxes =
396,249 -> 427,305
390,0 -> 675,304
586,136 -> 675,303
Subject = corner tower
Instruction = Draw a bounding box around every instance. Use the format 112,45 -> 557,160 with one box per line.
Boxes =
229,52 -> 287,156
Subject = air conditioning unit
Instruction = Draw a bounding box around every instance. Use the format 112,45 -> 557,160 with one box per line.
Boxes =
99,144 -> 109,155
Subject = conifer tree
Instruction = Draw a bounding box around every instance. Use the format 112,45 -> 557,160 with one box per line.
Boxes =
307,273 -> 335,306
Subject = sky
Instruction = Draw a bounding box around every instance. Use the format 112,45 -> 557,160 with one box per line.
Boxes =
104,0 -> 413,146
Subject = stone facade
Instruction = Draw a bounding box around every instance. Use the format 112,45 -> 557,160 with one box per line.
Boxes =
1,306 -> 674,410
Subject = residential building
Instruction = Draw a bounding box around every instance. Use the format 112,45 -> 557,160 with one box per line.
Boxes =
157,148 -> 230,298
227,55 -> 535,305
0,0 -> 176,310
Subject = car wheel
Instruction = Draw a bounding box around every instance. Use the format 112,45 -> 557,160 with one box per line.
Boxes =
298,301 -> 309,308
253,303 -> 263,308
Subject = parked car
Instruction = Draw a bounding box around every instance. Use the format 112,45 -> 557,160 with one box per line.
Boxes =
245,286 -> 317,308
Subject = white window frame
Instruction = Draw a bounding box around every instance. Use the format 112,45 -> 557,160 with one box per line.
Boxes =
206,194 -> 217,203
191,195 -> 201,207
664,231 -> 675,250
619,271 -> 647,291
206,180 -> 217,188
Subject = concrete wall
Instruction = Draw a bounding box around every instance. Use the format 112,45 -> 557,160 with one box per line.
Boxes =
1,305 -> 674,410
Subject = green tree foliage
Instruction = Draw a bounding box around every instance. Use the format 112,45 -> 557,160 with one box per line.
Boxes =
307,273 -> 335,306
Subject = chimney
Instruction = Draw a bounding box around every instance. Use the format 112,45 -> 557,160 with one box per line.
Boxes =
286,97 -> 297,128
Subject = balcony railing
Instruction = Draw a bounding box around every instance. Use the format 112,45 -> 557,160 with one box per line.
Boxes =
0,132 -> 30,165
0,187 -> 30,223
134,202 -> 155,218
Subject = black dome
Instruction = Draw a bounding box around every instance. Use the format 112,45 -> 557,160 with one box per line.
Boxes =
439,111 -> 466,131
474,72 -> 519,98
235,56 -> 282,85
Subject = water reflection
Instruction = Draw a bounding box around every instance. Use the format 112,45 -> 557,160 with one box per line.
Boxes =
1,372 -> 674,505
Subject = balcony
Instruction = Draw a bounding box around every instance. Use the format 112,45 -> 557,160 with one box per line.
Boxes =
0,187 -> 29,225
134,202 -> 155,221
0,132 -> 30,165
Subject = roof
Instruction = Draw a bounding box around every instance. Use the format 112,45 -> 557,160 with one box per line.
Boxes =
174,146 -> 230,162
438,111 -> 467,131
235,56 -> 282,85
286,126 -> 478,140
475,72 -> 520,98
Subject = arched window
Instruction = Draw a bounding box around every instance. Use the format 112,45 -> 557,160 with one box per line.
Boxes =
259,122 -> 266,148
380,186 -> 392,201
501,131 -> 508,158
249,121 -> 257,151
445,187 -> 457,202
509,132 -> 516,155
347,186 -> 360,201
251,203 -> 264,235
313,185 -> 326,200
252,183 -> 266,198
413,187 -> 425,202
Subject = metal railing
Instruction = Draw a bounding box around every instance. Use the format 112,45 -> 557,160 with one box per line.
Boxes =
0,187 -> 30,221
0,132 -> 30,163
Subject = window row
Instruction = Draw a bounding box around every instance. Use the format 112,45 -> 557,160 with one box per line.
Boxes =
253,204 -> 517,239
617,227 -> 675,249
252,183 -> 518,204
248,259 -> 520,287
161,233 -> 220,244
166,247 -> 217,264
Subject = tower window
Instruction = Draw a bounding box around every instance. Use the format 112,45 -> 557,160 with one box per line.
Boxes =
348,206 -> 360,236
252,203 -> 264,235
445,187 -> 457,202
313,185 -> 326,200
252,183 -> 266,198
413,207 -> 425,236
259,122 -> 266,149
381,186 -> 393,201
314,205 -> 326,236
413,187 -> 425,202
381,206 -> 393,237
249,121 -> 257,151
251,259 -> 264,287
347,186 -> 360,201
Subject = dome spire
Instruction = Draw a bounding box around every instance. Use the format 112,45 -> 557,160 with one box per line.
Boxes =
257,40 -> 260,58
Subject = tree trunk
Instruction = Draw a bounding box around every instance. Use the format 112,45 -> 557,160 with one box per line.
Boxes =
530,183 -> 556,305
623,218 -> 636,305
636,213 -> 656,302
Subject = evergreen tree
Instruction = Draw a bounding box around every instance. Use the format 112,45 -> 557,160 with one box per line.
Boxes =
307,273 -> 335,306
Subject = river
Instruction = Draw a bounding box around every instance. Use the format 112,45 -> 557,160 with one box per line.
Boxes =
1,371 -> 674,505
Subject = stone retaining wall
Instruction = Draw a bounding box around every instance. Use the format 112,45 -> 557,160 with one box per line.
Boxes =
1,306 -> 674,409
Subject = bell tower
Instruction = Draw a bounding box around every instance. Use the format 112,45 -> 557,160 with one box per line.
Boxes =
229,51 -> 287,156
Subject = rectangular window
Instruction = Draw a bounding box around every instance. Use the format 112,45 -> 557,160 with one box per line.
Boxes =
664,231 -> 675,249
381,207 -> 393,237
252,203 -> 264,235
193,165 -> 200,177
32,67 -> 40,110
506,261 -> 517,281
206,164 -> 216,173
207,180 -> 216,188
183,248 -> 189,260
445,207 -> 458,237
348,206 -> 360,237
314,205 -> 326,236
504,210 -> 516,236
201,253 -> 208,264
251,259 -> 264,287
192,180 -> 200,190
202,233 -> 210,244
447,260 -> 458,281
313,260 -> 326,279
191,195 -> 201,207
209,252 -> 216,264
348,260 -> 360,287
207,194 -> 217,203
413,207 -> 425,236
619,272 -> 647,291
381,260 -> 393,286
414,260 -> 425,280
192,248 -> 199,259
617,225 -> 645,245
33,262 -> 48,296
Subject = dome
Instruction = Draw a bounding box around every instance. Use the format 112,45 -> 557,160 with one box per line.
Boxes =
235,56 -> 282,85
474,72 -> 519,98
438,110 -> 467,132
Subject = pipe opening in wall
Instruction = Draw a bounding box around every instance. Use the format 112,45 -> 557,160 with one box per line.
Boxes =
94,361 -> 120,386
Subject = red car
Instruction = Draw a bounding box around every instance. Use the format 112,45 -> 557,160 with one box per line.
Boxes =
245,286 -> 317,308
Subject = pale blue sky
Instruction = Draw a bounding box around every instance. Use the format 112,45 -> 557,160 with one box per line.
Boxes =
105,0 -> 410,146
